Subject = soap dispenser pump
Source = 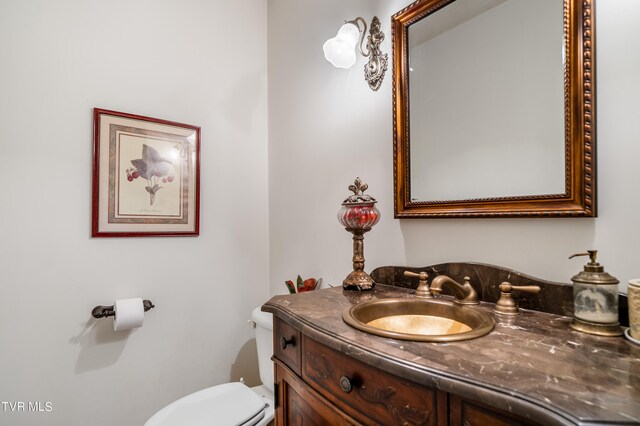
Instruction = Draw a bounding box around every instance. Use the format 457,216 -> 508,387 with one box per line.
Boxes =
569,250 -> 622,336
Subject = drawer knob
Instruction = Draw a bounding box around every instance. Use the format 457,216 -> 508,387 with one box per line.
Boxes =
280,336 -> 296,350
339,376 -> 353,393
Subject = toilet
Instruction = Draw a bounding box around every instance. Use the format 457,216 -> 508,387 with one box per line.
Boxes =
145,307 -> 274,426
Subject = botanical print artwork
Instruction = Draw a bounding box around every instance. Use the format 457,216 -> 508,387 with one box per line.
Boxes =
112,129 -> 185,221
93,108 -> 200,237
127,144 -> 176,206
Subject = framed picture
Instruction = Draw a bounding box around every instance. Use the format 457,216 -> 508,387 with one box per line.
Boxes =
92,108 -> 200,237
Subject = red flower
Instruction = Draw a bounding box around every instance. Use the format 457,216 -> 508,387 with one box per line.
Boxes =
285,276 -> 322,294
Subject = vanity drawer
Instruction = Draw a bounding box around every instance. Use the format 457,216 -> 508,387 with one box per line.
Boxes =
274,317 -> 301,376
302,336 -> 443,426
449,395 -> 538,426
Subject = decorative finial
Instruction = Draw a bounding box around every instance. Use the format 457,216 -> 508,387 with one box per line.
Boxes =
343,177 -> 377,205
349,177 -> 368,195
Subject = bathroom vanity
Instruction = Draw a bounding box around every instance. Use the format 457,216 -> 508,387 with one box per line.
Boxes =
263,270 -> 640,425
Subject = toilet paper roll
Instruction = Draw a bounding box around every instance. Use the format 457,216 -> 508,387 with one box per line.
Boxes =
113,298 -> 145,331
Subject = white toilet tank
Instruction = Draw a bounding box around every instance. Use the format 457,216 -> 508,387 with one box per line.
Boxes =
250,307 -> 273,391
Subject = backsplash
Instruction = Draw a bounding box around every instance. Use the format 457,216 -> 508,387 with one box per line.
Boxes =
371,262 -> 629,327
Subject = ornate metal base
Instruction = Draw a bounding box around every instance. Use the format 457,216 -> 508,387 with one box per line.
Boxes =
343,270 -> 375,291
364,17 -> 387,91
570,317 -> 623,337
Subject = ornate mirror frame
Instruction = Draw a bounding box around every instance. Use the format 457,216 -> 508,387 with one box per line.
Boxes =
392,0 -> 596,218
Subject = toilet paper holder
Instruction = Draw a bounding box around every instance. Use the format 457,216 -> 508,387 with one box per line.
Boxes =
92,300 -> 155,319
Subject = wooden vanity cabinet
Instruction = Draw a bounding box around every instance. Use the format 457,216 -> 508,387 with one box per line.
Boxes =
275,361 -> 359,425
449,395 -> 538,426
273,316 -> 541,426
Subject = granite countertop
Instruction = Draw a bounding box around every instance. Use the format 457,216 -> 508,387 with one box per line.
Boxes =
263,285 -> 640,426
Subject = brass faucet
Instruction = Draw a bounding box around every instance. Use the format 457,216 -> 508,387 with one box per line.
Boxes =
492,282 -> 541,315
403,270 -> 433,299
430,275 -> 479,305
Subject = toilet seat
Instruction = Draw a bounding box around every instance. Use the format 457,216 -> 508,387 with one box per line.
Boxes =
145,382 -> 269,426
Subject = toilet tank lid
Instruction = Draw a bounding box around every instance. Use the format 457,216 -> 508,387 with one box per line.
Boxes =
251,307 -> 273,330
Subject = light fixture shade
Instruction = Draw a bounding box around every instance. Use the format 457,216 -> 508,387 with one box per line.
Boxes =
323,22 -> 360,69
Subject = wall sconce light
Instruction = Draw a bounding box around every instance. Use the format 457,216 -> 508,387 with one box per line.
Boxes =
323,16 -> 388,91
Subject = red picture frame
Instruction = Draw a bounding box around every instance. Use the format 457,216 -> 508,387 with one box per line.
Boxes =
92,108 -> 200,237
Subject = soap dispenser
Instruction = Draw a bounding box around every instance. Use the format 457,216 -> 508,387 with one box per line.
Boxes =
569,250 -> 622,336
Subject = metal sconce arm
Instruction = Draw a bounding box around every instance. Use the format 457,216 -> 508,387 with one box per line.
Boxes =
346,17 -> 370,57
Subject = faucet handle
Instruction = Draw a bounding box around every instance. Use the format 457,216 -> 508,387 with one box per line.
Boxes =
493,282 -> 541,315
502,283 -> 541,294
404,270 -> 427,280
404,270 -> 433,299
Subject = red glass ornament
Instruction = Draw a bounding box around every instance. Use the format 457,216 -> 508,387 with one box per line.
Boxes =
338,178 -> 380,291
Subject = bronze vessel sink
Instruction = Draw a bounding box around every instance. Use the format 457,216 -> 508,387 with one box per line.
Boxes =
343,298 -> 495,342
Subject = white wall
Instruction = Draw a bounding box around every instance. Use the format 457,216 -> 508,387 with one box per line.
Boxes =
268,0 -> 406,296
0,1 -> 268,425
268,0 -> 640,295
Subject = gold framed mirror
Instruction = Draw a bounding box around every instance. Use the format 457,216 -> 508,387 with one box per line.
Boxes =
392,0 -> 595,218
